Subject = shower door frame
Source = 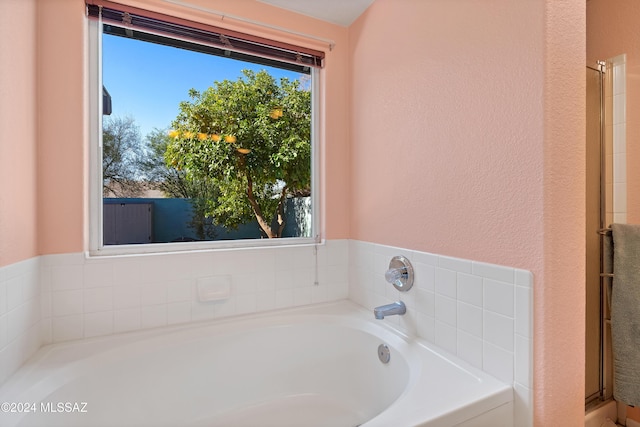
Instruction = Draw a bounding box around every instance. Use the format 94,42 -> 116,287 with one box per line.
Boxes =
586,61 -> 611,408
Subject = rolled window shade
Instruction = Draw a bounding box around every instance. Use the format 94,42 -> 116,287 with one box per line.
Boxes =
86,0 -> 325,69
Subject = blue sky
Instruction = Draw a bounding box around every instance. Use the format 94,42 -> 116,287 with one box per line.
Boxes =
102,33 -> 303,139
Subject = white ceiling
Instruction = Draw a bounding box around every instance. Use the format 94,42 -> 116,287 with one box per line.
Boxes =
257,0 -> 375,27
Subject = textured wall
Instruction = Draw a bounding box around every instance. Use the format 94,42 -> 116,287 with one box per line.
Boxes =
348,0 -> 544,271
541,1 -> 586,424
349,0 -> 585,425
0,0 -> 38,267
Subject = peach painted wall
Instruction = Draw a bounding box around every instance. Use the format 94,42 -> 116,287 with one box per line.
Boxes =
37,0 -> 87,257
349,0 -> 585,425
0,0 -> 38,267
31,0 -> 349,257
587,0 -> 640,223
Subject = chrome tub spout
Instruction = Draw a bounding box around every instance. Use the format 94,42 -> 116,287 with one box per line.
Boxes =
374,301 -> 406,320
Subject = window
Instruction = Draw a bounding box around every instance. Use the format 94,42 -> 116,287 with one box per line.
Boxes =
88,2 -> 321,254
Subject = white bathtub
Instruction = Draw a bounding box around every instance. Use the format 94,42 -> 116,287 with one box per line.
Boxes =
0,301 -> 512,427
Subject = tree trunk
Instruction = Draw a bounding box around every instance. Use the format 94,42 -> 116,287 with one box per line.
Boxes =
246,173 -> 279,238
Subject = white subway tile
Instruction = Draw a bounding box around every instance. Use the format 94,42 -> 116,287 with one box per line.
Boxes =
0,344 -> 13,385
457,330 -> 483,369
294,287 -> 312,306
484,311 -> 514,352
614,152 -> 627,184
23,272 -> 39,303
457,301 -> 483,338
326,239 -> 348,266
254,272 -> 276,293
514,269 -> 533,288
0,282 -> 7,316
83,262 -> 113,288
384,282 -> 401,300
141,305 -> 167,329
7,306 -> 27,342
213,298 -> 236,319
348,240 -> 368,268
52,314 -> 83,342
167,302 -> 191,325
166,280 -> 192,303
483,279 -> 514,317
417,313 -> 435,343
439,256 -> 472,274
400,288 -> 416,309
483,341 -> 514,384
113,285 -> 141,309
275,289 -> 294,309
435,268 -> 456,298
435,295 -> 456,327
311,284 -> 328,304
614,63 -> 626,95
114,308 -> 141,333
84,311 -> 113,338
374,274 -> 388,297
413,288 -> 435,318
39,266 -> 52,293
52,290 -> 83,316
40,292 -> 51,319
140,284 -> 167,307
613,123 -> 626,154
373,253 -> 392,281
515,286 -> 532,338
42,252 -> 84,268
411,250 -> 438,266
398,308 -> 418,337
83,287 -> 113,313
41,318 -> 52,345
113,261 -> 147,287
326,264 -> 348,285
6,277 -> 23,311
275,270 -> 295,290
327,283 -> 348,301
472,262 -> 515,284
435,321 -> 457,355
515,334 -> 532,388
613,93 -> 626,125
0,315 -> 7,348
293,268 -> 315,287
51,264 -> 84,291
236,294 -> 257,315
255,291 -> 276,312
414,262 -> 435,292
25,300 -> 39,328
457,273 -> 483,307
191,302 -> 216,322
276,246 -> 315,271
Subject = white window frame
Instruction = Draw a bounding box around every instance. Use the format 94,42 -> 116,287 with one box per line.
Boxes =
87,18 -> 321,256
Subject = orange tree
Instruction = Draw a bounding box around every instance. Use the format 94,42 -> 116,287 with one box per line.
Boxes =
165,70 -> 311,238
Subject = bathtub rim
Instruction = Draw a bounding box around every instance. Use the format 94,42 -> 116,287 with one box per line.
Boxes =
0,300 -> 513,427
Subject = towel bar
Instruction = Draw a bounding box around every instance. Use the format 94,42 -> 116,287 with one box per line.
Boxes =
598,228 -> 612,235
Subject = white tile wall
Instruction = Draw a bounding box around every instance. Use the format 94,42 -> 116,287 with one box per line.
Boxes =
38,240 -> 349,345
1,238 -> 531,426
348,240 -> 533,427
0,257 -> 41,385
607,54 -> 627,225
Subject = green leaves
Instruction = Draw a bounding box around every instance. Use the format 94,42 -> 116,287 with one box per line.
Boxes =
164,69 -> 311,237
